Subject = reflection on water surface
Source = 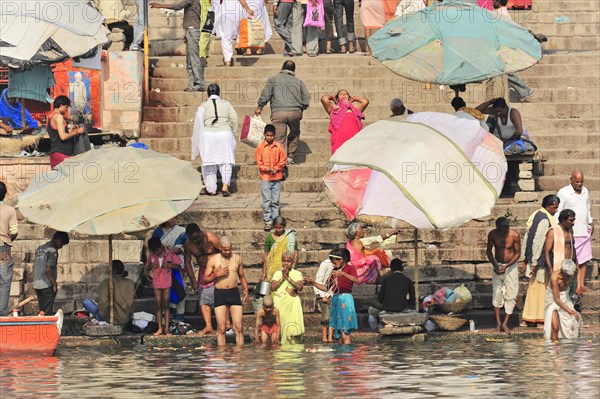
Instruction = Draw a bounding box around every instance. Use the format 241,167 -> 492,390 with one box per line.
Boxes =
1,339 -> 599,398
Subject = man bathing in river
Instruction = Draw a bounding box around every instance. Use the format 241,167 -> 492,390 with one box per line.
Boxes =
544,209 -> 578,274
486,217 -> 521,333
184,223 -> 221,335
204,236 -> 249,345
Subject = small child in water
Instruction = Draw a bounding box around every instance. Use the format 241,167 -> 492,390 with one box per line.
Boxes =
254,295 -> 280,345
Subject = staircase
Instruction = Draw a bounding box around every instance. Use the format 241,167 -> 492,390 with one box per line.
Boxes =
134,1 -> 600,328
6,1 -> 599,328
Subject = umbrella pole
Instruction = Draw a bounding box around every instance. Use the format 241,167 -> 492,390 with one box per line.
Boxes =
414,228 -> 419,311
143,0 -> 149,107
20,98 -> 26,128
109,234 -> 114,325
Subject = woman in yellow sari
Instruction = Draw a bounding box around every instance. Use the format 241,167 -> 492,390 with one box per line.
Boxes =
271,252 -> 304,344
262,216 -> 298,282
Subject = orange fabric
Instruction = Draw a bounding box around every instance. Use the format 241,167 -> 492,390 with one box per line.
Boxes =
384,0 -> 400,20
365,248 -> 390,268
239,18 -> 265,49
256,141 -> 286,181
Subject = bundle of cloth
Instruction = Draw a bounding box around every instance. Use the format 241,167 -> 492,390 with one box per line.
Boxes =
422,285 -> 472,307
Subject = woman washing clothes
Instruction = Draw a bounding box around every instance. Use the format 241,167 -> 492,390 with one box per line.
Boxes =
304,248 -> 358,344
321,90 -> 368,154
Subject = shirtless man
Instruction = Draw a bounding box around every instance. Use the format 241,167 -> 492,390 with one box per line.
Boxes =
183,223 -> 221,334
204,236 -> 249,345
544,209 -> 578,280
486,216 -> 521,333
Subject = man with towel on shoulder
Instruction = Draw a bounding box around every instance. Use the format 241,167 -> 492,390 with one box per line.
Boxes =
520,194 -> 560,327
544,209 -> 579,283
556,169 -> 594,295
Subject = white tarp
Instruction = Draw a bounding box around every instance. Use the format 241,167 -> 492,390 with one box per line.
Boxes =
0,0 -> 109,69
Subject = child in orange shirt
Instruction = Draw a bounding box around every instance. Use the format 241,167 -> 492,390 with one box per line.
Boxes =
255,125 -> 287,232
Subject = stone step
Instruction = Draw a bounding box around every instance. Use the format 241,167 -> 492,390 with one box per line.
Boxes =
143,134 -> 600,165
532,1 -> 600,11
151,62 -> 598,81
539,175 -> 600,191
182,192 -> 600,229
142,102 -> 600,122
543,158 -> 600,175
148,74 -> 600,92
542,36 -> 600,51
150,51 -> 600,68
520,22 -> 600,36
147,85 -> 599,108
532,132 -> 600,148
147,32 -> 599,56
10,239 -> 142,266
146,63 -> 598,88
512,11 -> 600,24
542,147 -> 600,159
144,22 -> 600,43
141,130 -> 600,165
140,117 -> 599,139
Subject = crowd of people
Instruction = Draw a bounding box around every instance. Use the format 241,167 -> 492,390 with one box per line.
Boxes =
486,169 -> 594,340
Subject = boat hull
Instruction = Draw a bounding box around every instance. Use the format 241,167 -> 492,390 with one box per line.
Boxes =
0,310 -> 63,356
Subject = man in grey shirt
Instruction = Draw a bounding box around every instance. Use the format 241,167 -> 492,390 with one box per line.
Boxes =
151,1 -> 205,92
33,232 -> 69,315
255,61 -> 310,164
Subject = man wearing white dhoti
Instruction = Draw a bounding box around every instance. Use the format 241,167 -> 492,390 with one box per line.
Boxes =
191,84 -> 238,196
544,259 -> 581,340
556,169 -> 594,295
213,0 -> 273,65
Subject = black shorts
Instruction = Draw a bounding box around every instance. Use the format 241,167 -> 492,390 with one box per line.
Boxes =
214,287 -> 242,308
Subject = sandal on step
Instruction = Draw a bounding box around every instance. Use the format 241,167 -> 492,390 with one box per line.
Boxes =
222,190 -> 231,197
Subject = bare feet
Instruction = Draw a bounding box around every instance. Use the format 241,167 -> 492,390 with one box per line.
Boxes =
153,329 -> 163,336
496,324 -> 502,333
340,45 -> 347,54
502,324 -> 511,334
198,327 -> 214,335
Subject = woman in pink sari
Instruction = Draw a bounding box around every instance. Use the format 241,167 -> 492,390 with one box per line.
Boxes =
321,90 -> 369,154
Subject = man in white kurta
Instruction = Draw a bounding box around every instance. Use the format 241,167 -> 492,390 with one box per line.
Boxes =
556,169 -> 594,295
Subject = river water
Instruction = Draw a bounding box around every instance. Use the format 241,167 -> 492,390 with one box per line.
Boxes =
1,338 -> 599,398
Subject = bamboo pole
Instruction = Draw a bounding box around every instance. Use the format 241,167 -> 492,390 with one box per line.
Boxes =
143,0 -> 149,106
108,234 -> 114,325
414,228 -> 419,311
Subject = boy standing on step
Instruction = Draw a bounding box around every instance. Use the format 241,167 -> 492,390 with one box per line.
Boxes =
256,125 -> 286,232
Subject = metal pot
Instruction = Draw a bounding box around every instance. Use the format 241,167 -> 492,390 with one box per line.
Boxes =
256,281 -> 271,296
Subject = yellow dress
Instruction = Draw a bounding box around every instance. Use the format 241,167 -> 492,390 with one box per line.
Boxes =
272,269 -> 304,344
